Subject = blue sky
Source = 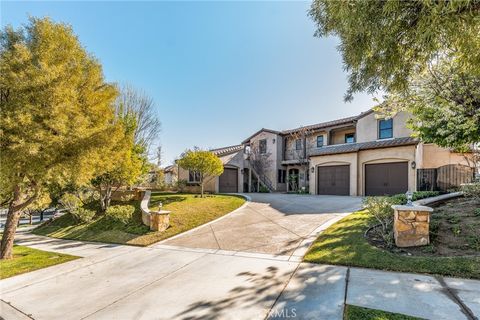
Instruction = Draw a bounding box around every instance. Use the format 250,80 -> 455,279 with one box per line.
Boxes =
1,1 -> 380,165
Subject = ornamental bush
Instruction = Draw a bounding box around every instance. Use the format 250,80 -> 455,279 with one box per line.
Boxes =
363,197 -> 395,232
71,207 -> 96,223
106,205 -> 135,224
59,193 -> 83,212
461,183 -> 480,200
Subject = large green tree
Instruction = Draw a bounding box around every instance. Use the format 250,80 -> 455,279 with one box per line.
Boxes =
0,18 -> 123,259
177,148 -> 224,197
92,113 -> 147,211
383,57 -> 480,150
310,0 -> 480,100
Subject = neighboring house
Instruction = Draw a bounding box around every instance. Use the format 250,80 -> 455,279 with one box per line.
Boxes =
163,164 -> 178,186
177,145 -> 244,194
177,109 -> 475,196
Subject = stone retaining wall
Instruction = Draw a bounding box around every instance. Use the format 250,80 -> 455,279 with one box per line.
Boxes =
140,190 -> 171,232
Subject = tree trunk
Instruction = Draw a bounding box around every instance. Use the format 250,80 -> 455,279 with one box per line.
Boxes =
0,185 -> 36,260
99,185 -> 112,212
200,182 -> 204,198
29,211 -> 33,225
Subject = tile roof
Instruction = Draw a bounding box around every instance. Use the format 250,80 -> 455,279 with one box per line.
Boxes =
281,115 -> 358,135
241,128 -> 281,144
308,137 -> 418,157
210,144 -> 244,156
164,165 -> 176,172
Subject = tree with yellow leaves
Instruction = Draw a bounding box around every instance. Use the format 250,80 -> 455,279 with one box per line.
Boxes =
0,18 -> 124,259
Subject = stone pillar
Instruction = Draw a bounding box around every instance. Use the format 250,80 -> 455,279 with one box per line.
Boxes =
392,205 -> 433,247
150,210 -> 171,232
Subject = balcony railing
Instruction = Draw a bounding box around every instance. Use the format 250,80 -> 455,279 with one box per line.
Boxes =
283,149 -> 311,162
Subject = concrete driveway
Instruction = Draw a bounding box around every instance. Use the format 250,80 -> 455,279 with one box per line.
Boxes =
4,194 -> 477,320
158,193 -> 362,258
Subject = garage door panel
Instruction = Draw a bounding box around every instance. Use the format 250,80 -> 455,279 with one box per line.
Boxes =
317,165 -> 350,196
365,162 -> 408,196
219,168 -> 238,193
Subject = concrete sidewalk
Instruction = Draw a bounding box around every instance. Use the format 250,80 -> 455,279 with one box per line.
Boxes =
2,232 -> 480,320
271,263 -> 480,320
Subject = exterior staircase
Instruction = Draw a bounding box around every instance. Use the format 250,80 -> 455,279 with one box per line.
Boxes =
249,164 -> 275,192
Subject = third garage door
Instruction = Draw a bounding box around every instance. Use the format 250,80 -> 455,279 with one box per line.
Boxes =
365,162 -> 408,196
219,168 -> 238,193
317,165 -> 350,195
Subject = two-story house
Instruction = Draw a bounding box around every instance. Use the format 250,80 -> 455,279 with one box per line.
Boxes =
177,109 -> 475,196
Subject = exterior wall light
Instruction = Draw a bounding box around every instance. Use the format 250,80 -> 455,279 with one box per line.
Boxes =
311,167 -> 315,173
411,161 -> 416,169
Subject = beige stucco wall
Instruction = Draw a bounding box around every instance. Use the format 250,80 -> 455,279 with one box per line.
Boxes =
248,131 -> 282,189
417,144 -> 472,168
356,111 -> 413,143
285,132 -> 328,159
330,127 -> 356,145
164,172 -> 177,185
309,145 -> 417,196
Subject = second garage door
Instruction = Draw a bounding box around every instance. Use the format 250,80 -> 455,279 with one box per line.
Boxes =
317,165 -> 350,195
365,162 -> 408,196
219,168 -> 238,193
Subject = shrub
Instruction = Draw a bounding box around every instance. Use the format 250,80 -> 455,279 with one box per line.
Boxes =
389,191 -> 440,205
176,179 -> 187,192
106,205 -> 135,224
462,183 -> 480,200
59,193 -> 83,212
363,196 -> 396,233
259,185 -> 270,193
363,196 -> 402,248
71,207 -> 96,223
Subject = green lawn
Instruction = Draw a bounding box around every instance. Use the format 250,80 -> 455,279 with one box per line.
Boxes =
304,210 -> 480,279
344,305 -> 422,320
34,193 -> 245,246
0,245 -> 78,279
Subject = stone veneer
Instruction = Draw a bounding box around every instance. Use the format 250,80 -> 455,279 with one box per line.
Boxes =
392,204 -> 433,247
140,190 -> 171,232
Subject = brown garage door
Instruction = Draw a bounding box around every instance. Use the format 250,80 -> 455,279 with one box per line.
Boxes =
317,165 -> 350,195
365,162 -> 408,196
219,168 -> 238,193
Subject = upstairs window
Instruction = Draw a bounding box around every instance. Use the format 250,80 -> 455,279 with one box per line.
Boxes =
316,135 -> 324,148
259,139 -> 267,154
379,119 -> 393,139
345,133 -> 355,144
188,170 -> 201,183
295,139 -> 302,150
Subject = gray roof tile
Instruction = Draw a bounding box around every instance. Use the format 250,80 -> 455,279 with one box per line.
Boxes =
210,144 -> 243,156
308,137 -> 418,157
